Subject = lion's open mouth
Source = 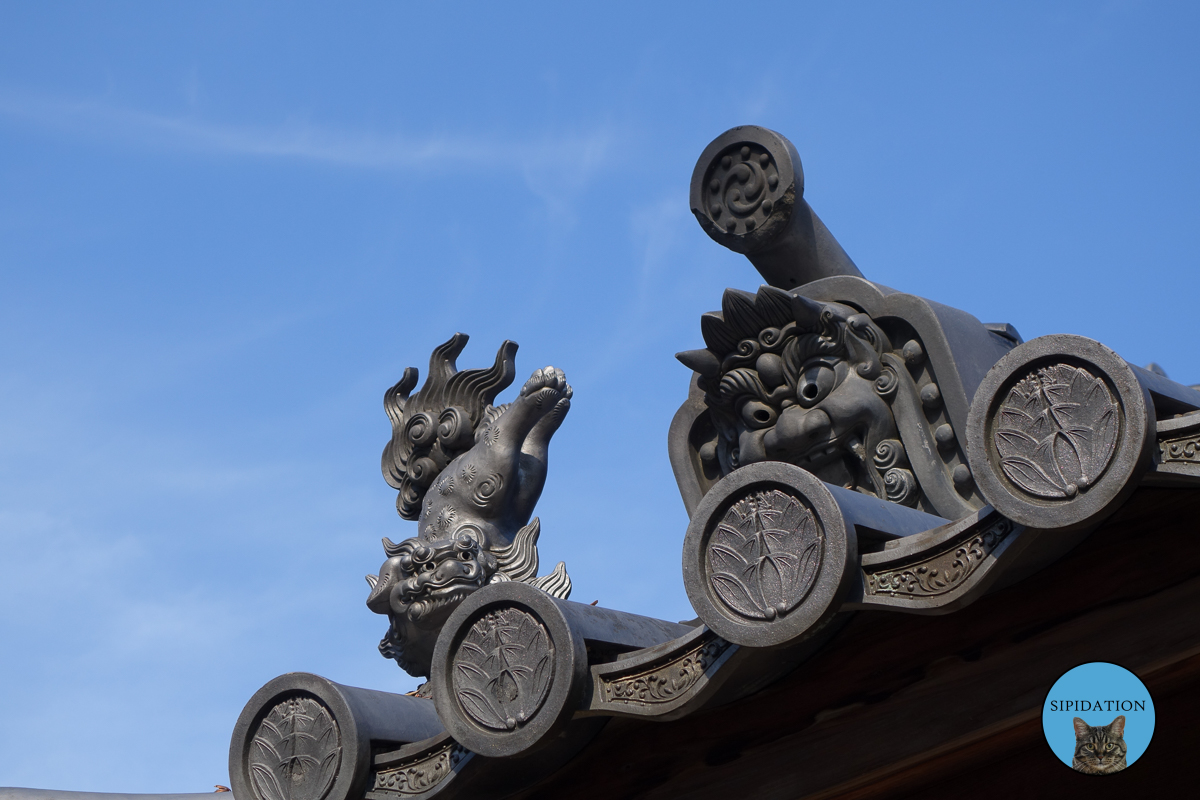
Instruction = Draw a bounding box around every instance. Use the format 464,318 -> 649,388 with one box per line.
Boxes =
418,589 -> 470,613
406,591 -> 468,624
792,433 -> 852,469
425,578 -> 484,600
405,575 -> 482,600
401,577 -> 485,623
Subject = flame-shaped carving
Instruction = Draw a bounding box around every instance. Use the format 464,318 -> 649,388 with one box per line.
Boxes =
382,334 -> 518,520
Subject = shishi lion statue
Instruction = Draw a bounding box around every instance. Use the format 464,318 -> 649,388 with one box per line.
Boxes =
677,285 -> 919,507
365,333 -> 572,683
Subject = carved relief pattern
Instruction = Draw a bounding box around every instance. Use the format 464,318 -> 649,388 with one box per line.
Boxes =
680,288 -> 957,515
706,489 -> 823,621
865,518 -> 1015,597
371,743 -> 469,797
248,694 -> 341,800
452,608 -> 553,732
1162,437 -> 1200,463
992,364 -> 1119,499
701,144 -> 783,235
873,438 -> 919,507
371,348 -> 575,682
601,635 -> 733,706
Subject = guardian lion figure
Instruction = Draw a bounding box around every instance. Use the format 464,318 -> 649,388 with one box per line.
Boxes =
365,334 -> 572,685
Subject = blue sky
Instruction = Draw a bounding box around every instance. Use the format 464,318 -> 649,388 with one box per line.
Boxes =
2,1 -> 1197,791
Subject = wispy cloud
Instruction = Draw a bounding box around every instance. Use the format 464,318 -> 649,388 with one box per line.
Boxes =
0,87 -> 619,179
569,194 -> 691,383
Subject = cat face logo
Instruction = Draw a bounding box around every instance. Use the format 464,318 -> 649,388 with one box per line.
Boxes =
1072,715 -> 1127,775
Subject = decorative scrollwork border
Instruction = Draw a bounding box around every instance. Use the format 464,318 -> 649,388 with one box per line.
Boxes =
369,740 -> 470,799
1162,435 -> 1200,464
864,517 -> 1015,598
599,632 -> 733,707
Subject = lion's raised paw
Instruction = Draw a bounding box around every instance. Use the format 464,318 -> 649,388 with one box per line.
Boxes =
520,366 -> 572,404
529,395 -> 571,440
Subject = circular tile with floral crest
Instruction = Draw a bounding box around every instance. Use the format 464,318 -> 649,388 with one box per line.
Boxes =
967,334 -> 1154,532
683,462 -> 856,647
432,582 -> 587,758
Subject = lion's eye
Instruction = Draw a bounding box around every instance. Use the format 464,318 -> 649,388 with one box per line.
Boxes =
795,363 -> 836,407
739,400 -> 777,430
459,551 -> 472,561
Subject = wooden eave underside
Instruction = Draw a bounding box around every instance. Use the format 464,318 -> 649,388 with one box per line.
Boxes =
510,487 -> 1200,799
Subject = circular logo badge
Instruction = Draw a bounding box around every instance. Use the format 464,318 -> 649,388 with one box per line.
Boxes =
1042,662 -> 1154,774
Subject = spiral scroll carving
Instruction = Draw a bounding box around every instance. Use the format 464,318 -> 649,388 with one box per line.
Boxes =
600,634 -> 733,707
371,742 -> 470,798
701,143 -> 785,236
470,472 -> 504,509
873,439 -> 906,471
883,467 -> 919,506
1164,437 -> 1200,463
874,365 -> 900,399
437,406 -> 473,450
865,518 -> 1015,597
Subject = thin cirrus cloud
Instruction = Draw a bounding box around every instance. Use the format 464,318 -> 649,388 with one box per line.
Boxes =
0,87 -> 619,183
